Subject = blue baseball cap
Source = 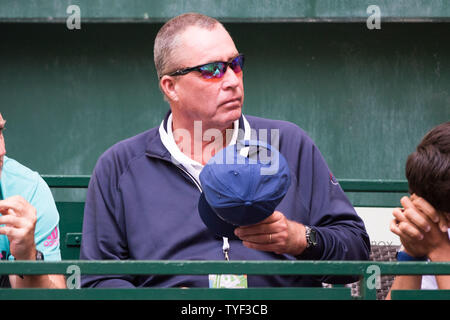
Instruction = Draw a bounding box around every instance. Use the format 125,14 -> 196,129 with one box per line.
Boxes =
198,140 -> 291,239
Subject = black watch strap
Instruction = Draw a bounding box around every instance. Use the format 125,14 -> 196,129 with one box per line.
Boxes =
35,249 -> 44,261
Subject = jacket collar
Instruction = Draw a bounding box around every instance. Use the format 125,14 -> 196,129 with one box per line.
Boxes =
146,109 -> 248,161
144,110 -> 172,161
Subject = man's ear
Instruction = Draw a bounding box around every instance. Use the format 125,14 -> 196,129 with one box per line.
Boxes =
160,76 -> 179,102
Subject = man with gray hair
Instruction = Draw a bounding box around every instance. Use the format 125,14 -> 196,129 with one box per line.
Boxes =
81,13 -> 370,288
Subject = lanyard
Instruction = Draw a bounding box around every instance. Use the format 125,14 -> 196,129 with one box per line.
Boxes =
222,237 -> 230,261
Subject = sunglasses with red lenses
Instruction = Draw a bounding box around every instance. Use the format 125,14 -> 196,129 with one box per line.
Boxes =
167,54 -> 244,79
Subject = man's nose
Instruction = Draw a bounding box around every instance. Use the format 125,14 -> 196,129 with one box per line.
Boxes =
221,66 -> 241,89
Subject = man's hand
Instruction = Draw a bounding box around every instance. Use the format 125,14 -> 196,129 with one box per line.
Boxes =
390,195 -> 449,258
234,211 -> 307,256
409,194 -> 449,233
0,196 -> 37,260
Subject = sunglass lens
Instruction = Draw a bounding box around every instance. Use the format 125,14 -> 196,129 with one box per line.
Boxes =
231,55 -> 244,73
199,62 -> 226,79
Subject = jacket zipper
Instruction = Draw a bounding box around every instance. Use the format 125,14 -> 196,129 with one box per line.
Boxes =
145,152 -> 230,260
176,164 -> 202,192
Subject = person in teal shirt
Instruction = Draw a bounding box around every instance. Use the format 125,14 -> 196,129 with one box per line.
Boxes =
0,113 -> 66,288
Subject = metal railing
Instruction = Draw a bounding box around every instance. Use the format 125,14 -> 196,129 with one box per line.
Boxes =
41,175 -> 409,192
2,176 -> 440,300
0,260 -> 449,300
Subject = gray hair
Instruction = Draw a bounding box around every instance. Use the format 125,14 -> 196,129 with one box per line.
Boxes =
154,13 -> 222,79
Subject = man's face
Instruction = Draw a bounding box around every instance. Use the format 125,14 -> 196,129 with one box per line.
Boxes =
169,24 -> 244,130
0,114 -> 6,177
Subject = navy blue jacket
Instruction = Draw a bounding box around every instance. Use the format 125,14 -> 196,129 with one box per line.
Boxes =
80,113 -> 370,288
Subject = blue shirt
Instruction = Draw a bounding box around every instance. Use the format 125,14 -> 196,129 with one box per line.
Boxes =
0,156 -> 61,261
81,112 -> 370,288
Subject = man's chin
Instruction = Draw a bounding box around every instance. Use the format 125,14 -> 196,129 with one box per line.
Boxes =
224,105 -> 242,121
217,107 -> 241,129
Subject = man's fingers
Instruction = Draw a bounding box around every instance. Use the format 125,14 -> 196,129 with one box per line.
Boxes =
398,221 -> 424,240
403,207 -> 433,233
398,197 -> 439,233
392,207 -> 427,233
239,232 -> 280,245
235,222 -> 284,238
411,196 -> 440,223
390,219 -> 401,236
0,226 -> 24,239
238,211 -> 283,229
235,225 -> 269,238
0,197 -> 36,223
0,198 -> 25,216
235,211 -> 285,237
0,206 -> 17,217
389,219 -> 419,241
392,208 -> 407,222
400,196 -> 415,211
0,215 -> 26,229
409,195 -> 448,232
438,217 -> 449,233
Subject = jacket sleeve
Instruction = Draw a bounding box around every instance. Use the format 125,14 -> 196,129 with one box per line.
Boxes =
295,136 -> 371,284
80,155 -> 135,288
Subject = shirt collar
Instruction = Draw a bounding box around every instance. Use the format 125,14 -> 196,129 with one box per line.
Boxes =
159,111 -> 251,183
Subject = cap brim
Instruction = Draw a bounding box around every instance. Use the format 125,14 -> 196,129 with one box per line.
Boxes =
198,193 -> 239,240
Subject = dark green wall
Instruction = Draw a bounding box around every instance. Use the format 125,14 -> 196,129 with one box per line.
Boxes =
2,0 -> 450,22
1,22 -> 449,185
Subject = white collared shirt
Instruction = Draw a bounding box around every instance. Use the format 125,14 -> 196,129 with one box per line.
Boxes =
159,113 -> 251,185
